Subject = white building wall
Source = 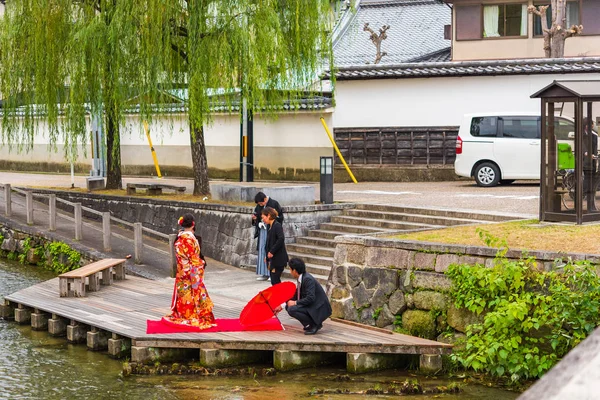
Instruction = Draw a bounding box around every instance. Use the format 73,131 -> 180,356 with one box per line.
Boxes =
333,73 -> 600,128
0,111 -> 334,173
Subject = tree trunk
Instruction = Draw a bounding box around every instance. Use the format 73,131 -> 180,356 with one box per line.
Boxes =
550,33 -> 565,58
105,109 -> 122,189
550,0 -> 567,58
190,124 -> 211,195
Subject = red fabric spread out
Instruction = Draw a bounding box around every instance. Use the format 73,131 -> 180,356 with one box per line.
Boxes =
146,317 -> 283,334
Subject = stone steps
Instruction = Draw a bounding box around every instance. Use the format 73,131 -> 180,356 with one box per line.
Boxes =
282,267 -> 329,284
286,243 -> 335,258
287,251 -> 333,267
318,222 -> 396,235
343,208 -> 490,227
296,236 -> 337,248
290,204 -> 516,284
308,230 -> 347,240
354,204 -> 520,222
331,215 -> 443,231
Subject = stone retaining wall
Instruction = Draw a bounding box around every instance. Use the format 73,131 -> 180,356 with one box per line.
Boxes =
328,235 -> 600,345
32,191 -> 353,268
0,225 -> 92,271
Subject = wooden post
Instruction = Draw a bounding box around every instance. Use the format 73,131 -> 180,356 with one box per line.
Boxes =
102,212 -> 111,251
4,184 -> 11,217
26,191 -> 34,225
74,203 -> 82,240
134,222 -> 142,264
49,194 -> 56,231
169,234 -> 177,278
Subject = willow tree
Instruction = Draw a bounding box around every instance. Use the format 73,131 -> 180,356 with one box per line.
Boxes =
0,1 -> 332,194
135,0 -> 332,195
528,0 -> 583,58
0,0 -> 142,189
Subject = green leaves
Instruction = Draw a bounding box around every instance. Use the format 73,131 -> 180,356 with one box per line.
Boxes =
447,255 -> 600,384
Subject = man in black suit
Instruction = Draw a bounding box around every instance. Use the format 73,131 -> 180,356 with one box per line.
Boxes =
252,192 -> 284,231
277,257 -> 332,335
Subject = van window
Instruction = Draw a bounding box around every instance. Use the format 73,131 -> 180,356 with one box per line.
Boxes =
554,118 -> 574,140
502,117 -> 539,139
470,117 -> 497,137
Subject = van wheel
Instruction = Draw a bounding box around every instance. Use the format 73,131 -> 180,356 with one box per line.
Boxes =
474,163 -> 500,187
500,179 -> 515,185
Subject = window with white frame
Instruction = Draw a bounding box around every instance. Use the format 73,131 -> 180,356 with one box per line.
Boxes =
483,3 -> 528,37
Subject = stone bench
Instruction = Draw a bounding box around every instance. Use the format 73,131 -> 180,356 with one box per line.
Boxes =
126,183 -> 186,196
59,258 -> 127,297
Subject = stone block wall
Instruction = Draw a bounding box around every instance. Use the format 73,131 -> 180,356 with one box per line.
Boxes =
328,235 -> 599,344
0,225 -> 92,271
32,190 -> 354,268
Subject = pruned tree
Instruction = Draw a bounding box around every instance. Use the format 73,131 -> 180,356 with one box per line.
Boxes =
528,0 -> 583,58
363,22 -> 389,64
0,0 -> 332,194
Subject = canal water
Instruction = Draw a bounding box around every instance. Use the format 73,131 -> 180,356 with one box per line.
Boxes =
0,259 -> 519,400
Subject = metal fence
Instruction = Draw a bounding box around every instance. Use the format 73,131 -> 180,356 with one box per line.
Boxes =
334,126 -> 459,166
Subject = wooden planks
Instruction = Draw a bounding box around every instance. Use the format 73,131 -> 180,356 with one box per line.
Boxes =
6,276 -> 452,355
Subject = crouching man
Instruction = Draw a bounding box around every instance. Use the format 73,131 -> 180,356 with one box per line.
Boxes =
276,257 -> 332,335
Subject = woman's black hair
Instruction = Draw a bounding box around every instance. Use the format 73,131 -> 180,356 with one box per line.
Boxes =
179,213 -> 195,228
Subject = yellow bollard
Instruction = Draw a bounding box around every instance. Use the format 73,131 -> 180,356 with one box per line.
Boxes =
320,117 -> 358,184
144,121 -> 162,179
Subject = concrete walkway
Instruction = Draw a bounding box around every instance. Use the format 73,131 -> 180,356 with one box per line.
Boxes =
0,171 -> 539,216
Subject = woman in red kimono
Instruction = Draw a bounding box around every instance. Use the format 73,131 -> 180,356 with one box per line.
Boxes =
165,213 -> 216,329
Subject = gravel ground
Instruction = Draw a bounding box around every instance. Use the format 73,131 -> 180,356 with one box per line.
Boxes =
0,171 -> 539,217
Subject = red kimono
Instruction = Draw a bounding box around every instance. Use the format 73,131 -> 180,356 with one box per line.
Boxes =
165,230 -> 216,329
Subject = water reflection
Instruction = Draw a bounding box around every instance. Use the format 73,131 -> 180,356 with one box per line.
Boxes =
0,259 -> 518,400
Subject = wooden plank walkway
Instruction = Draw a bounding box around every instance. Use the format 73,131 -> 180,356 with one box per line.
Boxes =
5,276 -> 452,355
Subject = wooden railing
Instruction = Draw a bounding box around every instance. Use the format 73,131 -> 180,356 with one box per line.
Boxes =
0,183 -> 177,273
334,126 -> 459,166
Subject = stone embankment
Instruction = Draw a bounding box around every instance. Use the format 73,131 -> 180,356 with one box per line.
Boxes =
327,235 -> 600,346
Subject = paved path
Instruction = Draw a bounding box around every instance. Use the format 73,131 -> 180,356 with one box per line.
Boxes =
0,171 -> 539,216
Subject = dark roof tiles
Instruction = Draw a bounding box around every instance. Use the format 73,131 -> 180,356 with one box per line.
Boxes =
333,0 -> 450,67
329,57 -> 600,80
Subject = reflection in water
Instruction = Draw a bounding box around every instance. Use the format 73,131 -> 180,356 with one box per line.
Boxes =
0,259 -> 518,400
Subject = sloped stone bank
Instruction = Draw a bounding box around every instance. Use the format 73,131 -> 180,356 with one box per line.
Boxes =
327,235 -> 600,343
32,190 -> 353,268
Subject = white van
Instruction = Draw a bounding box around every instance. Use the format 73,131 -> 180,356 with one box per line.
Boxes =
454,113 -> 580,187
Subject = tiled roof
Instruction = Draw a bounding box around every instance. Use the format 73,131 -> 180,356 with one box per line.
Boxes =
333,0 -> 451,67
328,57 -> 600,80
406,47 -> 451,63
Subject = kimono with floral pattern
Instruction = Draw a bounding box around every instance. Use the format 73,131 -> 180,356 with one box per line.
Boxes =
165,230 -> 216,329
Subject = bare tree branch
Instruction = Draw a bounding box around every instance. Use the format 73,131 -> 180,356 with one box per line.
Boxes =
363,22 -> 389,64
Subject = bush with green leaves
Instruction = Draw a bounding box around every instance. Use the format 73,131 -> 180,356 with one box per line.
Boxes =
447,252 -> 600,384
45,242 -> 81,274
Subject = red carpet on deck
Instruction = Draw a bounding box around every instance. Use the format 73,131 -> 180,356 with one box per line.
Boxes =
146,317 -> 283,334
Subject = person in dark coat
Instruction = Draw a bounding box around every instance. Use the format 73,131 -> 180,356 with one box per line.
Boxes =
261,206 -> 289,285
583,117 -> 599,212
278,257 -> 332,335
252,192 -> 284,237
252,192 -> 284,280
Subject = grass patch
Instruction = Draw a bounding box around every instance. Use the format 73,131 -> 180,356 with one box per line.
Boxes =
392,219 -> 600,254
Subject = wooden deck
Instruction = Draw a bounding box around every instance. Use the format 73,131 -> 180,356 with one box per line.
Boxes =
5,276 -> 452,356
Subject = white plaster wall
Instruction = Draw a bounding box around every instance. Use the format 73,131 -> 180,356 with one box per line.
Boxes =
0,111 -> 334,171
333,73 -> 600,128
121,112 -> 333,148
